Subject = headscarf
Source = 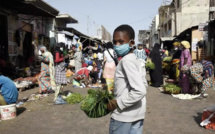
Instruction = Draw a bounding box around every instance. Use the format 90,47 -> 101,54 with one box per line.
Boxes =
93,53 -> 97,59
87,66 -> 93,71
173,42 -> 180,46
151,43 -> 160,54
38,45 -> 46,52
181,41 -> 190,49
41,46 -> 56,90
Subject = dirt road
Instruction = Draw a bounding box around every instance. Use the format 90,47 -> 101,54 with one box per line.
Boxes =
0,80 -> 215,134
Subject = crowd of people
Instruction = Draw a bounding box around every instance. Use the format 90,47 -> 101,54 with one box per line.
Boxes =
0,24 -> 215,134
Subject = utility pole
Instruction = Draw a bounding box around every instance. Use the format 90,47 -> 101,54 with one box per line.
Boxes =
87,15 -> 90,35
174,0 -> 177,36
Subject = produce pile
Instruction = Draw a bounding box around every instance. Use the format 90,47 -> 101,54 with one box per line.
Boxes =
66,93 -> 83,104
145,62 -> 155,70
162,84 -> 181,94
81,89 -> 114,118
163,57 -> 172,62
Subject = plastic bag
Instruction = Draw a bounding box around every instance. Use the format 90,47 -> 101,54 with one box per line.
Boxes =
54,95 -> 67,105
73,80 -> 80,87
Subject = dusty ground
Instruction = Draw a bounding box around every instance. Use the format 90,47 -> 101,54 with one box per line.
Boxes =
0,75 -> 215,134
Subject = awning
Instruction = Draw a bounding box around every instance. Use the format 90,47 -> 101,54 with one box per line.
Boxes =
58,31 -> 74,37
175,25 -> 198,40
56,14 -> 78,24
57,27 -> 89,38
0,0 -> 59,17
160,37 -> 175,41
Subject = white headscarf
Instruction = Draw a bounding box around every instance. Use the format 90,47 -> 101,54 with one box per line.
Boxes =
40,45 -> 56,90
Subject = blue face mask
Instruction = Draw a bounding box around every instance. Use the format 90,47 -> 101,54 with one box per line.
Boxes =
114,43 -> 131,57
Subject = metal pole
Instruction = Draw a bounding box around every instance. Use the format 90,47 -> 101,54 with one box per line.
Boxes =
174,0 -> 177,36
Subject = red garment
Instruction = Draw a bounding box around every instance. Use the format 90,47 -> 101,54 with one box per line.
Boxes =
77,68 -> 89,78
144,48 -> 150,56
118,57 -> 122,61
55,52 -> 64,63
82,63 -> 88,68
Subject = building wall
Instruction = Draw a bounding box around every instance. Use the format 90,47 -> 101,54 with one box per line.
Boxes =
175,0 -> 209,35
149,15 -> 159,48
191,29 -> 204,62
159,4 -> 174,38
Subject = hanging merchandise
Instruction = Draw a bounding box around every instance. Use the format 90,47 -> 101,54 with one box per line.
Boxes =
72,36 -> 77,45
58,33 -> 66,43
67,38 -> 72,49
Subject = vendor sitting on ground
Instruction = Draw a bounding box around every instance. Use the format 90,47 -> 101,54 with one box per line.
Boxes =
0,73 -> 19,105
74,66 -> 93,86
181,60 -> 214,96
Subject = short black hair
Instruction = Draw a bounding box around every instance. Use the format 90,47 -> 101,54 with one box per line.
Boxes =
113,25 -> 135,40
106,42 -> 113,49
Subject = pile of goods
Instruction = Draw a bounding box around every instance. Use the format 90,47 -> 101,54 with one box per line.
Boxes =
162,84 -> 181,94
80,89 -> 113,118
145,62 -> 155,70
162,57 -> 172,74
163,57 -> 172,62
13,73 -> 40,89
66,93 -> 83,104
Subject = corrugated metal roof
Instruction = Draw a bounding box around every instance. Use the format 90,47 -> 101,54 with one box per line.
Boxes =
0,0 -> 59,17
56,14 -> 78,23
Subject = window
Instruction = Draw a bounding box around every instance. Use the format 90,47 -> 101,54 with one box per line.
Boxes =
168,21 -> 172,31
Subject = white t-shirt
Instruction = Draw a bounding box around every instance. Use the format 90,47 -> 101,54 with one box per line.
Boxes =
97,52 -> 103,60
104,49 -> 114,62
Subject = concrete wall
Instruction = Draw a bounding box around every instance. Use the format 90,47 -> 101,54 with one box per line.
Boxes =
175,0 -> 209,35
150,15 -> 160,48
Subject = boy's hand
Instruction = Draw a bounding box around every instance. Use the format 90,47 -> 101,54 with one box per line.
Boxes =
107,99 -> 118,112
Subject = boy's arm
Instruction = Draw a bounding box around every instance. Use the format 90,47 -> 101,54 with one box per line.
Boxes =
116,61 -> 147,111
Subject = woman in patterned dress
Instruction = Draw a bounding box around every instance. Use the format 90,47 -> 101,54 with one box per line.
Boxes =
180,41 -> 192,93
182,60 -> 214,95
38,46 -> 55,94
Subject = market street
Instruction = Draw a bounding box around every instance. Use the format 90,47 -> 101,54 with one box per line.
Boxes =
0,75 -> 215,134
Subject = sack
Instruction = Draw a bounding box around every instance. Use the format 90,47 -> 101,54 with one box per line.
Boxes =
69,60 -> 75,66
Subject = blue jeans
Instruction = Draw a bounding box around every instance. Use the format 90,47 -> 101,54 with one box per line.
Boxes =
109,118 -> 144,134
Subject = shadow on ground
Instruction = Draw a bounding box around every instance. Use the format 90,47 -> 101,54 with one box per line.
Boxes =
17,107 -> 26,116
193,112 -> 202,125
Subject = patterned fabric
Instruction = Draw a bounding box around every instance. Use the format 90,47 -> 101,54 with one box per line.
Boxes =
135,49 -> 147,61
190,61 -> 215,92
202,75 -> 215,92
55,62 -> 67,85
201,60 -> 214,79
103,62 -> 116,79
180,49 -> 192,94
190,63 -> 203,83
172,59 -> 180,81
38,55 -> 51,93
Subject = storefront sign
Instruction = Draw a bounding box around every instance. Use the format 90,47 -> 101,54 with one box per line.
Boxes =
192,38 -> 198,52
210,7 -> 215,12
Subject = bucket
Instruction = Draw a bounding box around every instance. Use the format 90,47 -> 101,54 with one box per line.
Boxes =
0,104 -> 16,120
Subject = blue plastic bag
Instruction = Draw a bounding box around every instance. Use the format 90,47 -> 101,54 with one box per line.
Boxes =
54,95 -> 67,105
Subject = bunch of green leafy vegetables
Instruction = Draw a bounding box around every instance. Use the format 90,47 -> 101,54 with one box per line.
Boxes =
80,89 -> 114,118
163,84 -> 181,94
66,93 -> 83,105
163,57 -> 172,62
145,62 -> 155,70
